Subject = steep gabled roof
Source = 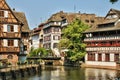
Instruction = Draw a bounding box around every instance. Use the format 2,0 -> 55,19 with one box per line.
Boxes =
47,11 -> 67,22
84,9 -> 120,33
2,0 -> 22,24
13,11 -> 30,32
105,8 -> 120,19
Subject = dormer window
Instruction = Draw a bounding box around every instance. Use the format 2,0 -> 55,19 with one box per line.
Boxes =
62,19 -> 67,24
98,23 -> 114,28
91,20 -> 94,23
85,20 -> 89,23
106,14 -> 118,19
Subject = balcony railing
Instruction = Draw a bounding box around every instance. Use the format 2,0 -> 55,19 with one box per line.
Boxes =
84,36 -> 120,42
61,23 -> 68,27
0,32 -> 21,38
86,43 -> 120,47
44,22 -> 61,29
86,47 -> 120,52
0,47 -> 20,52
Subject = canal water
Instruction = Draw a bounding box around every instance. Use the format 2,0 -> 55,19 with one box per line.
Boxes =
15,66 -> 120,80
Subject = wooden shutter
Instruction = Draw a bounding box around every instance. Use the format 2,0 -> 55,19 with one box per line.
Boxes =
3,39 -> 8,46
14,25 -> 18,32
3,24 -> 7,32
4,11 -> 8,18
14,40 -> 18,47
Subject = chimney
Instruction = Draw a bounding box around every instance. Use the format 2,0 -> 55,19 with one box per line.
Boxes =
13,8 -> 15,11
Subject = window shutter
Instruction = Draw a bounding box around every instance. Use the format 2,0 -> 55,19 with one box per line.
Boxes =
4,11 -> 8,18
3,39 -> 8,46
14,25 -> 18,32
14,40 -> 18,47
3,24 -> 7,32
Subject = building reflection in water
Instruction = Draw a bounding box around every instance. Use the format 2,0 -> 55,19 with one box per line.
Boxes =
85,68 -> 118,80
15,66 -> 120,80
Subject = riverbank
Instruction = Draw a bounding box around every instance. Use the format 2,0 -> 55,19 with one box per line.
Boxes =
0,64 -> 41,80
81,63 -> 120,70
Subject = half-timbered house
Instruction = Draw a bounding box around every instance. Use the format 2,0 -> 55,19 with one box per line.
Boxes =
84,9 -> 120,67
0,0 -> 23,65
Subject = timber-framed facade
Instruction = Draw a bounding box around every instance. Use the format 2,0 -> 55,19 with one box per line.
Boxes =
0,0 -> 23,65
84,9 -> 120,67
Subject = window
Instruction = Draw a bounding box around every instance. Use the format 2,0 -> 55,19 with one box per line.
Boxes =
7,25 -> 14,32
62,19 -> 67,24
53,36 -> 60,40
98,53 -> 102,61
0,40 -> 2,46
53,43 -> 58,48
44,35 -> 51,41
106,14 -> 118,19
44,43 -> 51,49
0,25 -> 3,32
24,45 -> 27,51
105,54 -> 110,62
8,39 -> 14,46
91,20 -> 94,23
88,53 -> 95,61
0,11 -> 4,17
54,27 -> 59,32
114,54 -> 119,62
85,20 -> 89,23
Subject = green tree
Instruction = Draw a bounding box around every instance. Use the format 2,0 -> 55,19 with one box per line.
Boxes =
110,0 -> 118,3
59,19 -> 89,62
29,47 -> 48,57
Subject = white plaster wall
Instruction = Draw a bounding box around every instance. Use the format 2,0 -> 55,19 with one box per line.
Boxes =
102,53 -> 105,61
95,53 -> 98,61
110,54 -> 114,62
14,25 -> 18,32
85,61 -> 116,66
32,35 -> 39,49
85,54 -> 88,61
4,11 -> 8,18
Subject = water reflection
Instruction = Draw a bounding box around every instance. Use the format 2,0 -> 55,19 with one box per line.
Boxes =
85,68 -> 117,80
15,66 -> 120,80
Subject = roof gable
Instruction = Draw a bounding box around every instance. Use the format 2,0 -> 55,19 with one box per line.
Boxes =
0,0 -> 20,24
13,11 -> 30,32
105,9 -> 120,19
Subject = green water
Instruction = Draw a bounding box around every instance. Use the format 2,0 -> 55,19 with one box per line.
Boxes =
15,66 -> 120,80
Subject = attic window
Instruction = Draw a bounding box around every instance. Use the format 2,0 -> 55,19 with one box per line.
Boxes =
106,14 -> 118,19
85,20 -> 89,23
91,20 -> 94,23
62,19 -> 67,24
0,10 -> 4,17
98,23 -> 114,28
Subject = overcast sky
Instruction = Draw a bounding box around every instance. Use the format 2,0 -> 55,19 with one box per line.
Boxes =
6,0 -> 120,29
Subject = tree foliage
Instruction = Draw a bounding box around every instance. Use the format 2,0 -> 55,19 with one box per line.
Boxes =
59,19 -> 89,61
110,0 -> 118,4
29,47 -> 48,57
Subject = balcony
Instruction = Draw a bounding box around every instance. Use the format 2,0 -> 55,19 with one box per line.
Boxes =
0,32 -> 21,38
86,43 -> 120,47
84,35 -> 120,42
44,22 -> 61,29
0,47 -> 20,52
86,47 -> 120,52
61,22 -> 68,27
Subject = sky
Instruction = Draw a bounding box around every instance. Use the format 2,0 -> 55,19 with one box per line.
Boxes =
6,0 -> 120,29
